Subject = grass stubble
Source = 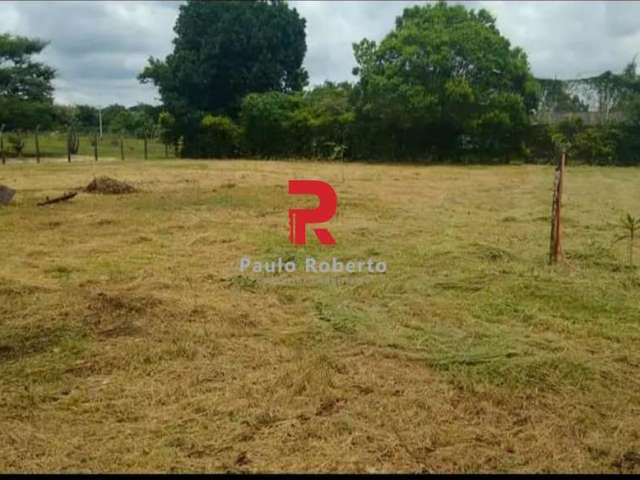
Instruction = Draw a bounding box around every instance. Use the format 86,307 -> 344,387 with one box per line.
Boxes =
0,158 -> 639,472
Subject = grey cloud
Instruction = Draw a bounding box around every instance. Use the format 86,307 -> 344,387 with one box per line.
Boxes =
3,1 -> 640,106
292,1 -> 428,86
471,1 -> 640,78
4,0 -> 179,105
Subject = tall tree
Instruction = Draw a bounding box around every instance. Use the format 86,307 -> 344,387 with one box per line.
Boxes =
537,79 -> 589,113
351,1 -> 539,160
139,0 -> 308,155
0,33 -> 56,129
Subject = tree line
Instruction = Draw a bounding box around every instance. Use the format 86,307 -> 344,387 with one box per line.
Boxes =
3,0 -> 640,164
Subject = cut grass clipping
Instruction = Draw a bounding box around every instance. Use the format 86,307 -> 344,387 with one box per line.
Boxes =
0,159 -> 639,473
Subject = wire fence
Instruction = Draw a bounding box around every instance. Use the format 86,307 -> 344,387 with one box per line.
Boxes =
0,131 -> 176,164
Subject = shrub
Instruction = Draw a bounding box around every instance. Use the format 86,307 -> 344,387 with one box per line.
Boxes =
572,126 -> 620,165
524,124 -> 555,163
198,115 -> 241,158
240,92 -> 304,158
7,131 -> 26,157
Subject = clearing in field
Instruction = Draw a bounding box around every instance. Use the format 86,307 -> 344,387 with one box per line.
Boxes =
1,159 -> 639,473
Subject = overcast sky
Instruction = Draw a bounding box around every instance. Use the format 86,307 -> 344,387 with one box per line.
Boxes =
3,1 -> 640,106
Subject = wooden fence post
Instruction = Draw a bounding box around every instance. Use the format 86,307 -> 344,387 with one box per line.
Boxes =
0,124 -> 5,165
120,136 -> 125,161
549,150 -> 566,264
35,126 -> 41,164
93,131 -> 99,162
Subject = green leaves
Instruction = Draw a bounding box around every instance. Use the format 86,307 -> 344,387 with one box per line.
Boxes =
351,1 -> 537,160
238,82 -> 356,159
197,114 -> 241,158
0,34 -> 56,130
139,0 -> 308,148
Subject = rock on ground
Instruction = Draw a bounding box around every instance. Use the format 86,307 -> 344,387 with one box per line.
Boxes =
0,185 -> 16,205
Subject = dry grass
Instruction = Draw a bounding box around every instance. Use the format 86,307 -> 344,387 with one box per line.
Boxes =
1,158 -> 639,473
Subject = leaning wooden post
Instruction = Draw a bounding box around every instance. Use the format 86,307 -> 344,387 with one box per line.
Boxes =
93,131 -> 99,162
35,125 -> 41,164
549,150 -> 566,264
0,124 -> 5,165
120,136 -> 125,161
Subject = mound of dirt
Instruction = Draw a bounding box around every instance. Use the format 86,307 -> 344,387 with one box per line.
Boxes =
85,176 -> 136,195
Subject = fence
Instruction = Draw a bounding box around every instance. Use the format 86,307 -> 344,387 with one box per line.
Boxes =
0,131 -> 176,164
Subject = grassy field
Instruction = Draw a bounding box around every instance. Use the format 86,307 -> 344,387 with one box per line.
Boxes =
1,158 -> 639,473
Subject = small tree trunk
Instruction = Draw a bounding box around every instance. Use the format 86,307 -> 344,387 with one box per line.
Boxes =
67,130 -> 72,163
93,132 -> 99,162
165,143 -> 168,158
631,226 -> 635,267
549,151 -> 566,264
144,135 -> 148,160
35,126 -> 41,164
120,136 -> 125,161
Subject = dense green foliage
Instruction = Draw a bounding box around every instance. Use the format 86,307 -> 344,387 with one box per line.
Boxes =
238,82 -> 355,159
0,34 -> 56,130
138,0 -> 308,155
192,2 -> 542,162
350,2 -> 539,161
525,61 -> 640,165
196,114 -> 241,158
3,2 -> 640,165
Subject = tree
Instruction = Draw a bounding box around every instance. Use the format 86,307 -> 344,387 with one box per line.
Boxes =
158,111 -> 180,155
109,108 -> 155,138
0,33 -> 56,130
99,104 -> 128,133
351,1 -> 539,160
139,0 -> 308,156
74,105 -> 99,132
537,79 -> 589,113
240,91 -> 304,157
299,82 -> 355,158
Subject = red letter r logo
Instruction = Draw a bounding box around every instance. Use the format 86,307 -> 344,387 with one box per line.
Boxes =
288,180 -> 337,245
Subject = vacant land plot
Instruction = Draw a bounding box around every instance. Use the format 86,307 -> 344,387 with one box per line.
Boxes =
1,159 -> 639,473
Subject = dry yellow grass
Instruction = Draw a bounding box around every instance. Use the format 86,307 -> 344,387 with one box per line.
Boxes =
1,158 -> 639,473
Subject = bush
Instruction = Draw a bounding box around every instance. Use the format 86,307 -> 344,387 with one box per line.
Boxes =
240,92 -> 304,158
572,126 -> 620,165
524,124 -> 555,163
198,115 -> 241,158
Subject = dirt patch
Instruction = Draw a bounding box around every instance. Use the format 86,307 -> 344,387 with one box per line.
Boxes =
613,450 -> 640,473
84,291 -> 162,338
85,176 -> 137,195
